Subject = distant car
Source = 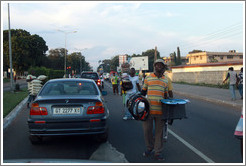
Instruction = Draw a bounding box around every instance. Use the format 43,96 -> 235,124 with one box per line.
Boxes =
27,78 -> 109,144
81,71 -> 102,91
74,74 -> 81,78
103,73 -> 109,81
234,109 -> 243,158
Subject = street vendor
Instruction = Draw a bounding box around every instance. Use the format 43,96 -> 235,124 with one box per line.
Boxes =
26,75 -> 47,108
141,59 -> 169,161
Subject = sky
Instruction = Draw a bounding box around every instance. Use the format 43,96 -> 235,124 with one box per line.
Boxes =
1,1 -> 245,71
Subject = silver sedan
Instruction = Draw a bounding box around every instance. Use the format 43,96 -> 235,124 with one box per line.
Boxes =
27,78 -> 109,144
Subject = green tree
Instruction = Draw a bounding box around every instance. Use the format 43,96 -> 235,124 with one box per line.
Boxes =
101,59 -> 111,73
142,49 -> 160,72
67,52 -> 84,74
47,48 -> 66,70
177,47 -> 181,65
110,55 -> 119,71
189,49 -> 203,54
3,29 -> 48,74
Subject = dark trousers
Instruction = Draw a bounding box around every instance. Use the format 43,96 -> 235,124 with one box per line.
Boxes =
28,95 -> 36,103
112,84 -> 118,94
142,115 -> 165,155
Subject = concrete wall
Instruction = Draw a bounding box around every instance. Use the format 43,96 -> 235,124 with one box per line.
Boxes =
166,62 -> 243,85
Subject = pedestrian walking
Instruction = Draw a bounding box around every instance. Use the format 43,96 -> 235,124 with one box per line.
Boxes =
26,75 -> 36,108
14,74 -> 17,83
223,67 -> 238,101
26,75 -> 47,108
111,73 -> 119,95
237,67 -> 243,99
122,68 -> 141,120
141,59 -> 169,160
142,71 -> 146,86
100,74 -> 104,89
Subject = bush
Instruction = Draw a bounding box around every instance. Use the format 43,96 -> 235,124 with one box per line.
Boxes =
28,66 -> 63,79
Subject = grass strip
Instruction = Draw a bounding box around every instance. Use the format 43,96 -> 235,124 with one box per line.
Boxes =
3,89 -> 28,118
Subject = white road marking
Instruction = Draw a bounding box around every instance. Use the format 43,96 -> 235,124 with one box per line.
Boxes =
168,129 -> 215,163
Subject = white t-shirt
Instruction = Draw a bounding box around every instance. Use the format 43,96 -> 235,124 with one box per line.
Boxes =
228,71 -> 237,85
126,75 -> 139,94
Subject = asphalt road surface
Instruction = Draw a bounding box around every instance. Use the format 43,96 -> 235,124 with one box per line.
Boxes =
3,81 -> 242,163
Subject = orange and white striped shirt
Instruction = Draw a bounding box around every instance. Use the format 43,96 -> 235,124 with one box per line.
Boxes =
142,73 -> 168,115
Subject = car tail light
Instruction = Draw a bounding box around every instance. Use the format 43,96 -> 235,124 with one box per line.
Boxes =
90,119 -> 101,122
97,79 -> 101,86
30,103 -> 48,115
87,102 -> 105,114
34,121 -> 46,124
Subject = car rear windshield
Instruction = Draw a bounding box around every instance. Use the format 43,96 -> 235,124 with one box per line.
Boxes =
81,73 -> 99,79
39,81 -> 99,96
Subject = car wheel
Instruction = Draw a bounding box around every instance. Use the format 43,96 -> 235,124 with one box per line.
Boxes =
96,131 -> 108,143
29,135 -> 43,145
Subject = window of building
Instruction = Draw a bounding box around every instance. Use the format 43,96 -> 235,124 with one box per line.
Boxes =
240,55 -> 243,59
200,56 -> 202,60
220,56 -> 224,60
227,55 -> 233,59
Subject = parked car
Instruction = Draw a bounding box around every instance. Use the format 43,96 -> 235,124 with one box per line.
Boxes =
27,78 -> 109,144
81,71 -> 102,91
234,109 -> 243,158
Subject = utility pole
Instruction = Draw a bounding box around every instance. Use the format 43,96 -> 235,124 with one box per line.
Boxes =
154,46 -> 157,62
8,3 -> 14,91
57,30 -> 77,78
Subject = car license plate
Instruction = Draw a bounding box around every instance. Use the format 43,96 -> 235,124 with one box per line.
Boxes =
53,107 -> 81,115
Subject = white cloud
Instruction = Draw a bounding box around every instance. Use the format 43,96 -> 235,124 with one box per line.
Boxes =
1,2 -> 243,71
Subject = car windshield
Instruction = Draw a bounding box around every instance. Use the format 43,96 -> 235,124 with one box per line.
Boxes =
39,81 -> 99,96
81,73 -> 98,79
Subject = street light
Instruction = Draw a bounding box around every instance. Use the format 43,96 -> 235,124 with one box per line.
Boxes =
57,29 -> 77,78
8,3 -> 14,91
75,48 -> 87,74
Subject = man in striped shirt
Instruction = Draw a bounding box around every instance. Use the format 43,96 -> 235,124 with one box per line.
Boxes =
141,59 -> 169,161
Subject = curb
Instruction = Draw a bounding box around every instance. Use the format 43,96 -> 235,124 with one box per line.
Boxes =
173,90 -> 243,109
3,96 -> 28,131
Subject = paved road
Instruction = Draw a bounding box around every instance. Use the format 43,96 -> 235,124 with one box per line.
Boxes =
3,81 -> 242,163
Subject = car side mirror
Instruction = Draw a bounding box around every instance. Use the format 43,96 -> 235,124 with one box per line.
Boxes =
101,91 -> 107,96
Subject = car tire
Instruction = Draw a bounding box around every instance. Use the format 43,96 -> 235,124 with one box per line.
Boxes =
29,135 -> 43,145
95,131 -> 108,143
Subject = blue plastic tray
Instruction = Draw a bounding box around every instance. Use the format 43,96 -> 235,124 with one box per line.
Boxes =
161,99 -> 187,105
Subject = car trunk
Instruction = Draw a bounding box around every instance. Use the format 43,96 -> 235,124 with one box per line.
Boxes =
28,96 -> 106,132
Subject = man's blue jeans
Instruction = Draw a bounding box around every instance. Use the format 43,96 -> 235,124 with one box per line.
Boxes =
229,84 -> 236,100
238,84 -> 243,98
124,93 -> 134,118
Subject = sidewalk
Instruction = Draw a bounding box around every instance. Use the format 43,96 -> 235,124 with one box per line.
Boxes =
3,79 -> 27,91
172,83 -> 243,109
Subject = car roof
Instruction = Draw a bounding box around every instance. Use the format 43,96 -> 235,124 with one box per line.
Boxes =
47,78 -> 95,83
